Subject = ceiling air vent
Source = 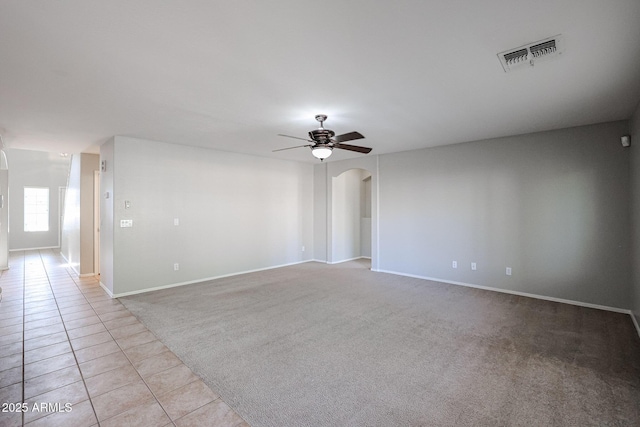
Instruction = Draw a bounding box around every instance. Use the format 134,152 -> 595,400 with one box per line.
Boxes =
498,35 -> 564,72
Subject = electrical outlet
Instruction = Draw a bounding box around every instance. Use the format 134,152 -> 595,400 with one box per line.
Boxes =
174,218 -> 179,226
174,263 -> 179,271
506,267 -> 512,276
452,261 -> 457,268
301,246 -> 305,252
120,219 -> 133,228
471,262 -> 477,271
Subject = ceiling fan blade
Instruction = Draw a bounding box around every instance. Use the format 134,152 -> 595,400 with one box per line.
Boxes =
332,131 -> 365,143
273,144 -> 312,152
334,143 -> 372,154
277,134 -> 313,142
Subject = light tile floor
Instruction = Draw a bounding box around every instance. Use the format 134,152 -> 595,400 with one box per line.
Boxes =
0,249 -> 249,427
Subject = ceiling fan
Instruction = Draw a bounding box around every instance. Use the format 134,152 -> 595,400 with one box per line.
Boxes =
274,114 -> 372,161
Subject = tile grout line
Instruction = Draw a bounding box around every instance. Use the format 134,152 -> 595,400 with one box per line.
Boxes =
8,249 -> 248,427
51,249 -> 177,426
35,249 -> 100,427
75,276 -> 223,425
115,300 -> 249,426
109,310 -> 247,426
95,303 -> 177,425
97,298 -> 241,426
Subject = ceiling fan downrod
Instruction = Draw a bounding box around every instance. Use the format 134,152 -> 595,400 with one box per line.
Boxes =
315,114 -> 328,128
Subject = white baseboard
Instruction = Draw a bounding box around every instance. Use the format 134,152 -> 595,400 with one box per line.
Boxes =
327,256 -> 370,265
99,281 -> 114,298
59,251 -> 70,265
10,246 -> 60,252
631,311 -> 640,338
59,252 -> 81,278
58,252 -> 96,278
111,259 -> 315,298
375,269 -> 632,316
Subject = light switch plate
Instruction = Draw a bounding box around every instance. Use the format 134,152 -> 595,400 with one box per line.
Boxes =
120,219 -> 133,228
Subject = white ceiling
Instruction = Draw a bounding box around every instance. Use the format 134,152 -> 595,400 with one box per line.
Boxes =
1,0 -> 640,163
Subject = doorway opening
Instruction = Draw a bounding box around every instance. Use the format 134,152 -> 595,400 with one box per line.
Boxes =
331,168 -> 372,264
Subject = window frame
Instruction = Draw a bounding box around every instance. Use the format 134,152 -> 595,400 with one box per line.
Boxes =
24,186 -> 50,232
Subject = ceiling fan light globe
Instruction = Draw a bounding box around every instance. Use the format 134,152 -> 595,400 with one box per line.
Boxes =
311,146 -> 333,160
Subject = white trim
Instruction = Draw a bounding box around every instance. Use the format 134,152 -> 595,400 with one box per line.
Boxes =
327,256 -> 369,265
99,281 -> 114,298
111,259 -> 314,298
10,246 -> 59,251
376,269 -> 632,315
631,311 -> 640,338
59,250 -> 97,278
59,251 -> 80,277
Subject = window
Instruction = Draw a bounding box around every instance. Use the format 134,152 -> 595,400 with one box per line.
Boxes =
24,187 -> 49,232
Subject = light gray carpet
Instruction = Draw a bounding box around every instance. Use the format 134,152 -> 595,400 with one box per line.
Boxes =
120,260 -> 640,426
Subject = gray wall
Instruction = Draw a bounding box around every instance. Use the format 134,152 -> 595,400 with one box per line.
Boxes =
377,121 -> 632,309
61,153 -> 100,276
102,136 -> 314,296
331,168 -> 363,262
5,149 -> 70,250
630,103 -> 640,327
100,139 -> 115,294
313,164 -> 328,261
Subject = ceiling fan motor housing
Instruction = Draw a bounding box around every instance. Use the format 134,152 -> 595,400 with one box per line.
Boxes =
309,128 -> 335,142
